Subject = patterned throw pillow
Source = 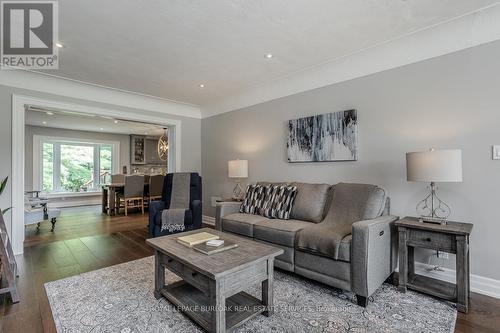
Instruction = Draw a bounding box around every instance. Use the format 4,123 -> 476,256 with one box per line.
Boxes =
260,185 -> 298,219
239,184 -> 266,214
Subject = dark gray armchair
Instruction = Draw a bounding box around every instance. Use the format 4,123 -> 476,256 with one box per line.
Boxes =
148,173 -> 202,237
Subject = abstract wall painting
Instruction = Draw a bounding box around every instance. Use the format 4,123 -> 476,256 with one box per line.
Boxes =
287,109 -> 358,162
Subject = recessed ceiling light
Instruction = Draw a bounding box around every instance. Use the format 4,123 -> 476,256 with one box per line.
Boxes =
42,121 -> 47,124
56,42 -> 63,48
114,120 -> 119,124
46,111 -> 54,115
265,53 -> 273,59
100,128 -> 104,131
199,84 -> 205,88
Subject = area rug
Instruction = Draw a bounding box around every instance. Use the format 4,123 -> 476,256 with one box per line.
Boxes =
45,256 -> 456,333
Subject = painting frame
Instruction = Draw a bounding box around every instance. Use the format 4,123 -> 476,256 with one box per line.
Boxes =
287,109 -> 358,163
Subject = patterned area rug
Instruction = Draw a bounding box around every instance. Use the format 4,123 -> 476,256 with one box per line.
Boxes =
45,256 -> 456,333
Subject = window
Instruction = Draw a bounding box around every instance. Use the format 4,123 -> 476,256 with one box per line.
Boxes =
35,136 -> 119,193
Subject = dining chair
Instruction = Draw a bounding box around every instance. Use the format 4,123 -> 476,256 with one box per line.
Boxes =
116,175 -> 145,216
111,174 -> 126,183
147,174 -> 164,204
110,174 -> 126,200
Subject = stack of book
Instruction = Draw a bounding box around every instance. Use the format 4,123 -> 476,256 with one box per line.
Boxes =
177,232 -> 238,255
177,232 -> 219,247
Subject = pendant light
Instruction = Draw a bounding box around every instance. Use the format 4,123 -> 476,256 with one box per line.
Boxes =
157,128 -> 168,161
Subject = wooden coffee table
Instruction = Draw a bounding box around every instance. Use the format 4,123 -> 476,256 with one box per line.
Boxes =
146,228 -> 284,333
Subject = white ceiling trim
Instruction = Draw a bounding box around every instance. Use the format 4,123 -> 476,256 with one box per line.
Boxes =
202,3 -> 500,118
0,69 -> 202,119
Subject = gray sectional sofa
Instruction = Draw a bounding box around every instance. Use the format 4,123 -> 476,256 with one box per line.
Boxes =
215,182 -> 399,306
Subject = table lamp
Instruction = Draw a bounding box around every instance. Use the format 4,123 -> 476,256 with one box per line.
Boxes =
406,149 -> 462,224
228,159 -> 248,199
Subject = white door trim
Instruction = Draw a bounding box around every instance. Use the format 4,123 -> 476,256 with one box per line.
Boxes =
11,94 -> 183,254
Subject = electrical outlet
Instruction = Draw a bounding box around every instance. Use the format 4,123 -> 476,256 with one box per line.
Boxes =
211,196 -> 222,207
437,251 -> 449,259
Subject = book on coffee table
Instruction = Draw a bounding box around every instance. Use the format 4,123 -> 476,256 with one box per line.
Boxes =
192,239 -> 238,255
177,232 -> 219,247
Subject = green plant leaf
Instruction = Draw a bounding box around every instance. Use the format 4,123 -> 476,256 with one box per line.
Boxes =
0,177 -> 7,196
1,207 -> 11,215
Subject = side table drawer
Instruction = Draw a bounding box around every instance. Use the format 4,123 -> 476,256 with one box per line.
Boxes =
161,254 -> 210,294
162,255 -> 184,275
408,229 -> 456,252
182,265 -> 210,294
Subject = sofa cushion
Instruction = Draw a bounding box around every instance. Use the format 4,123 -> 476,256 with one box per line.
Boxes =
329,183 -> 387,223
254,239 -> 295,271
290,183 -> 332,223
253,219 -> 312,247
260,185 -> 298,220
296,223 -> 352,261
221,213 -> 268,237
338,235 -> 352,262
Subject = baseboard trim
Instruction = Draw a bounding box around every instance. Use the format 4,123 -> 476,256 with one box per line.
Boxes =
411,262 -> 500,299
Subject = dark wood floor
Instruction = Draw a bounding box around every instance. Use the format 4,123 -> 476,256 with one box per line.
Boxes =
1,206 -> 153,332
1,206 -> 500,332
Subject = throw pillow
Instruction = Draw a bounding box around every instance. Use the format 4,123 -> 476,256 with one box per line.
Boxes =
259,185 -> 279,217
260,185 -> 298,219
239,184 -> 266,215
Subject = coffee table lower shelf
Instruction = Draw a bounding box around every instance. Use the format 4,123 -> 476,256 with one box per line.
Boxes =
160,281 -> 264,332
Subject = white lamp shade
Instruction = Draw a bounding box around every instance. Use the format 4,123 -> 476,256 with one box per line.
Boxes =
228,160 -> 248,178
406,149 -> 462,183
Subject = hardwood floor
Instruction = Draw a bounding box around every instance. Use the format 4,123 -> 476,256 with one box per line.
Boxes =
1,206 -> 153,333
1,206 -> 500,332
24,205 -> 148,247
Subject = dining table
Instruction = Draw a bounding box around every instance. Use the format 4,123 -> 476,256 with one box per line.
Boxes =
101,183 -> 149,216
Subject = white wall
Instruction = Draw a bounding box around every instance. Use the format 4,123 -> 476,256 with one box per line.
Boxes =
201,40 -> 500,281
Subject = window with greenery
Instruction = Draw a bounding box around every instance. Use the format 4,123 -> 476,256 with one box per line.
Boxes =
39,138 -> 117,193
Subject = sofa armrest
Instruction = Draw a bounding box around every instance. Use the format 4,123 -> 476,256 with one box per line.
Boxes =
351,215 -> 399,298
149,201 -> 166,237
191,200 -> 202,230
215,202 -> 241,230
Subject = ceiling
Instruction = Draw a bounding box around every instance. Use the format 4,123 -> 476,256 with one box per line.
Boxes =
26,110 -> 166,136
35,0 -> 498,110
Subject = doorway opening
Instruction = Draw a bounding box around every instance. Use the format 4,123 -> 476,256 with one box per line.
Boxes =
11,95 -> 182,254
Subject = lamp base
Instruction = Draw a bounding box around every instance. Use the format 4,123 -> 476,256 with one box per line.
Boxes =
232,182 -> 244,200
416,182 -> 451,221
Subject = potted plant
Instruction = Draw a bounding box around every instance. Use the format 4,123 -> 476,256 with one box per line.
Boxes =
1,177 -> 11,216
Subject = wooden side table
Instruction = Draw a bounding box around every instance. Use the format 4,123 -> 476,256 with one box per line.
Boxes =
395,216 -> 473,313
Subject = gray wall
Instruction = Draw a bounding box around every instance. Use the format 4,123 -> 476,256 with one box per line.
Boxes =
25,125 -> 131,191
0,84 -> 201,234
202,40 -> 500,281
